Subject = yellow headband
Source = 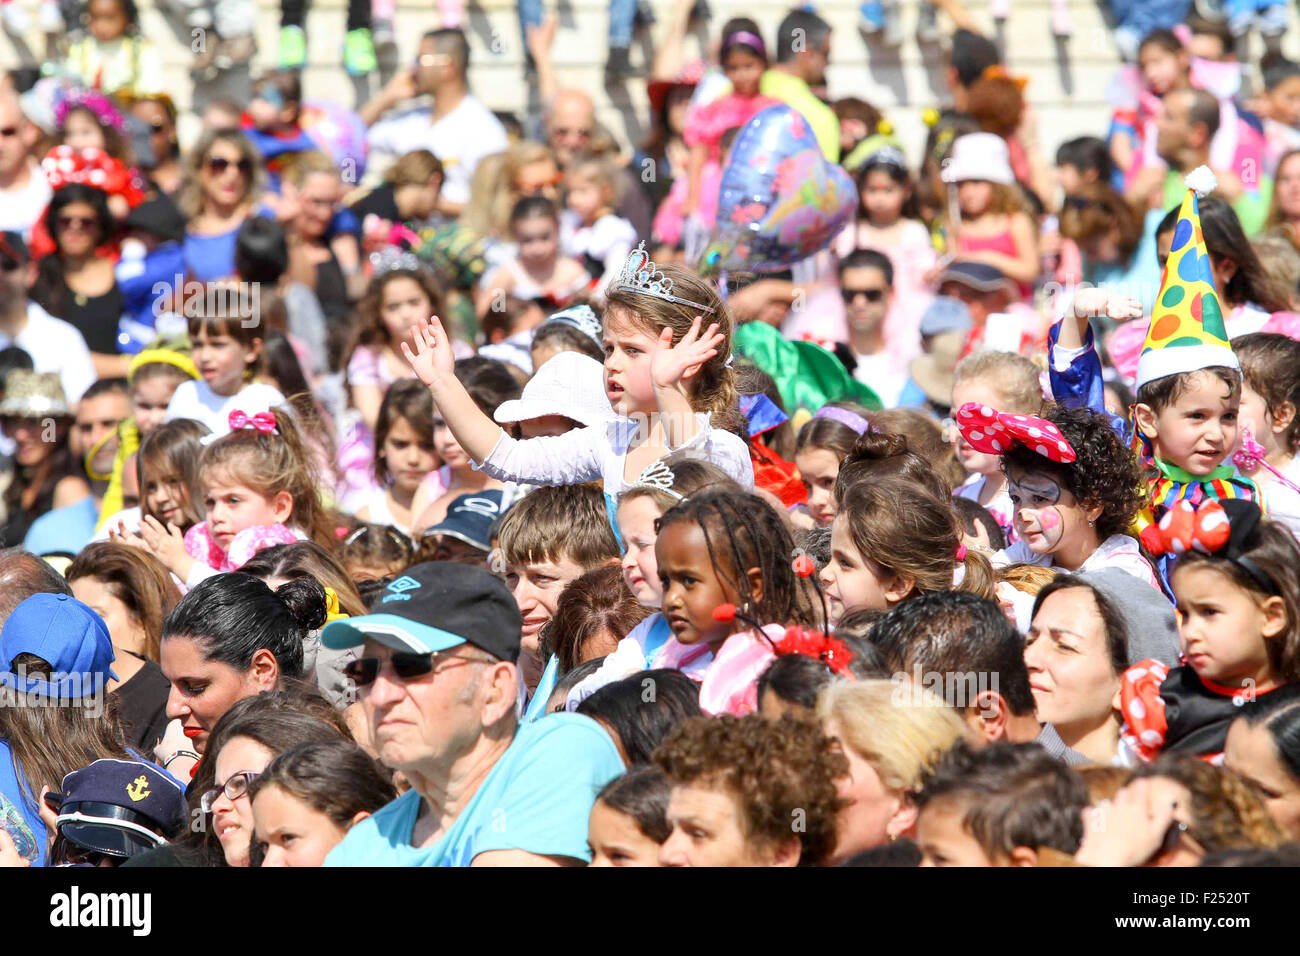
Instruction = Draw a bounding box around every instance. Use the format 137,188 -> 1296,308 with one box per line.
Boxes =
128,349 -> 198,383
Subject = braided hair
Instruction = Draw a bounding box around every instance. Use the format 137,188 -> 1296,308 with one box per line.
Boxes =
656,489 -> 817,628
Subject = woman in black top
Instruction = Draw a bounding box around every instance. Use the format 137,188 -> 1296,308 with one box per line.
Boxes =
31,184 -> 127,379
67,542 -> 180,754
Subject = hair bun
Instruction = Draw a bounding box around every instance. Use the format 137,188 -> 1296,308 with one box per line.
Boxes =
845,430 -> 909,465
276,577 -> 328,631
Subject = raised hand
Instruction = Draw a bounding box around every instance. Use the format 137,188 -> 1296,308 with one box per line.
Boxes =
400,315 -> 457,388
650,316 -> 723,391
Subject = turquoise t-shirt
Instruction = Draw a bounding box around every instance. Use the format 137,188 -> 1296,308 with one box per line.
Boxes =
325,713 -> 623,866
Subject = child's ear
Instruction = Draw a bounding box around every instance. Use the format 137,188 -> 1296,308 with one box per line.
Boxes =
883,573 -> 915,606
1007,846 -> 1040,867
244,337 -> 263,369
769,835 -> 802,868
745,566 -> 764,606
269,489 -> 294,524
1133,403 -> 1160,441
1272,401 -> 1297,437
1261,595 -> 1289,640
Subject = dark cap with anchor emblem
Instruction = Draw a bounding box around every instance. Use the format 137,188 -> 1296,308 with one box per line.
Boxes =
51,758 -> 188,860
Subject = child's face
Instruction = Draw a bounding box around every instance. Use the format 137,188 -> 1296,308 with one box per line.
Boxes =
382,416 -> 437,496
722,48 -> 765,97
432,416 -> 471,472
1006,464 -> 1092,559
515,215 -> 559,270
63,110 -> 106,153
794,446 -> 840,526
917,798 -> 997,867
132,376 -> 181,436
505,554 -> 588,665
565,173 -> 607,223
247,95 -> 283,131
587,801 -> 663,867
513,158 -> 562,201
87,0 -> 129,43
1271,76 -> 1300,128
820,514 -> 901,622
1236,382 -> 1279,457
202,467 -> 291,550
379,277 -> 432,348
144,468 -> 190,527
1137,371 -> 1239,476
861,169 -> 907,225
656,520 -> 741,647
950,377 -> 1009,476
1276,155 -> 1300,220
1173,563 -> 1280,688
252,784 -> 351,868
956,180 -> 994,217
1023,587 -> 1121,737
618,495 -> 664,607
602,311 -> 660,417
1139,44 -> 1187,97
1054,163 -> 1086,196
519,414 -> 576,439
193,327 -> 258,397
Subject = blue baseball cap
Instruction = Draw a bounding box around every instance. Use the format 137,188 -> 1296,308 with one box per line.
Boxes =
919,296 -> 974,337
0,594 -> 116,698
424,490 -> 504,553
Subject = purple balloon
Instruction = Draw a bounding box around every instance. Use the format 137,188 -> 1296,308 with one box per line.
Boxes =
300,100 -> 369,180
700,104 -> 857,274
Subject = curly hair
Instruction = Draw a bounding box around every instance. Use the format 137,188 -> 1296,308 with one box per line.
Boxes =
1131,753 -> 1284,853
654,714 -> 847,866
1000,403 -> 1146,542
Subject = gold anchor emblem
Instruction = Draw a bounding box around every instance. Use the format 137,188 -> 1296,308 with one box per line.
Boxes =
125,775 -> 150,802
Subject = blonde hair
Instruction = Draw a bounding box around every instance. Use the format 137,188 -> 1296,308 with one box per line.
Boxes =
282,150 -> 339,189
565,151 -> 624,206
197,405 -> 336,552
996,563 -> 1058,598
387,149 -> 443,188
605,263 -> 744,435
817,678 -> 968,793
178,129 -> 264,220
953,350 -> 1044,415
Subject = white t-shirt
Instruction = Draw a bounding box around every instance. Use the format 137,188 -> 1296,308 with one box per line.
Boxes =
367,95 -> 508,206
0,302 -> 97,404
1258,456 -> 1300,541
851,351 -> 906,408
993,533 -> 1162,592
164,380 -> 287,437
0,164 -> 53,238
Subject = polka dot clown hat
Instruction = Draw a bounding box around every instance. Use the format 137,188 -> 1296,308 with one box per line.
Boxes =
1134,166 -> 1239,391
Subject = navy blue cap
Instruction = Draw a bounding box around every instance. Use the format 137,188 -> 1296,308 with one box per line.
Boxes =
936,260 -> 1012,293
0,593 -> 116,698
55,759 -> 187,858
424,490 -> 504,553
919,296 -> 974,337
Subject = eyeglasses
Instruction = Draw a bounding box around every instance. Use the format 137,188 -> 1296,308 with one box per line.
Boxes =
57,215 -> 96,232
206,156 -> 253,176
199,771 -> 260,814
552,126 -> 592,140
343,649 -> 487,688
841,287 -> 886,304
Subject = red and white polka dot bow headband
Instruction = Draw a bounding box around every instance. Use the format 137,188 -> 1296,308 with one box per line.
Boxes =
955,402 -> 1076,463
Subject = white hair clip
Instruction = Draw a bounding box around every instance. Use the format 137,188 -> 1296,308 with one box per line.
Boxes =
608,242 -> 716,314
631,459 -> 682,499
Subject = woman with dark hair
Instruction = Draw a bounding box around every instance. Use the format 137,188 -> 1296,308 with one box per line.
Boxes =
1225,683 -> 1300,840
128,94 -> 183,195
577,669 -> 702,766
158,572 -> 328,758
30,184 -> 125,378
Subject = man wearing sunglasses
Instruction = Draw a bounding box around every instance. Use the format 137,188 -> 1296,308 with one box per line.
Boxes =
839,248 -> 905,408
321,562 -> 623,867
0,95 -> 50,238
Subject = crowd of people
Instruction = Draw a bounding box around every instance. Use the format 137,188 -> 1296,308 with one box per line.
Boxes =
1,0 -> 1300,870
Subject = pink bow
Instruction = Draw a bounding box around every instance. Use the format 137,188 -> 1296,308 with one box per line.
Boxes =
228,410 -> 277,434
955,402 -> 1076,464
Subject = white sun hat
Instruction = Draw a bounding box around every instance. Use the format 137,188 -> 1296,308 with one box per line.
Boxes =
493,351 -> 618,429
941,132 -> 1016,185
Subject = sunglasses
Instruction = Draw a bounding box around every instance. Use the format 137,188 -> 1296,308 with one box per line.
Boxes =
206,156 -> 253,176
199,770 -> 260,815
57,215 -> 96,232
841,287 -> 886,304
343,649 -> 486,688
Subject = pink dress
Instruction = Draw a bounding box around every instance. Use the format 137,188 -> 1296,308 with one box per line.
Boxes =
957,227 -> 1032,300
651,624 -> 782,717
683,93 -> 781,158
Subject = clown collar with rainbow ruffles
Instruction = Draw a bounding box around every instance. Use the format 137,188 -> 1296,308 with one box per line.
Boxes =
1148,456 -> 1259,515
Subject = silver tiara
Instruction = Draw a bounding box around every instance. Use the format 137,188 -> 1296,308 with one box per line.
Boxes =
630,459 -> 682,499
608,242 -> 716,314
368,247 -> 424,277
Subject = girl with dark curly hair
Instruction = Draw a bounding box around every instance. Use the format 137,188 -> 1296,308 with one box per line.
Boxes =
957,401 -> 1156,588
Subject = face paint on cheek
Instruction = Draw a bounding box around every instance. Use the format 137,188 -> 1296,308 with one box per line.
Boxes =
1037,507 -> 1064,549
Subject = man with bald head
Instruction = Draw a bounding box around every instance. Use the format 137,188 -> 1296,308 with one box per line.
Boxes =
362,28 -> 507,218
0,95 -> 51,237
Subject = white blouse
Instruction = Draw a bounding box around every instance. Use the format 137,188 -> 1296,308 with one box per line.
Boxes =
993,533 -> 1162,592
476,413 -> 754,495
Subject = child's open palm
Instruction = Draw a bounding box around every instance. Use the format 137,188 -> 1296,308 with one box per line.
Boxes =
400,315 -> 456,388
135,515 -> 191,577
651,316 -> 723,391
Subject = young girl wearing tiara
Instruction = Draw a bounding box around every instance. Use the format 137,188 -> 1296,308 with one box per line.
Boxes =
404,244 -> 754,495
956,401 -> 1158,589
134,405 -> 336,590
1232,333 -> 1300,537
165,294 -> 286,437
950,350 -> 1045,544
1121,500 -> 1300,762
650,489 -> 818,716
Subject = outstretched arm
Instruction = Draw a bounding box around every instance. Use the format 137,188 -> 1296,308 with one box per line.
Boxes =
402,315 -> 506,463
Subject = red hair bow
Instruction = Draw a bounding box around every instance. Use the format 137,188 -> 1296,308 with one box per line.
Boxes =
1146,499 -> 1230,557
955,402 -> 1076,464
228,410 -> 277,434
775,626 -> 855,678
40,146 -> 145,207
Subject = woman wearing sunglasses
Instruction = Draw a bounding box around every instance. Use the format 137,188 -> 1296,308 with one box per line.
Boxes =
282,151 -> 365,326
180,130 -> 265,283
31,184 -> 128,379
158,573 -> 328,765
